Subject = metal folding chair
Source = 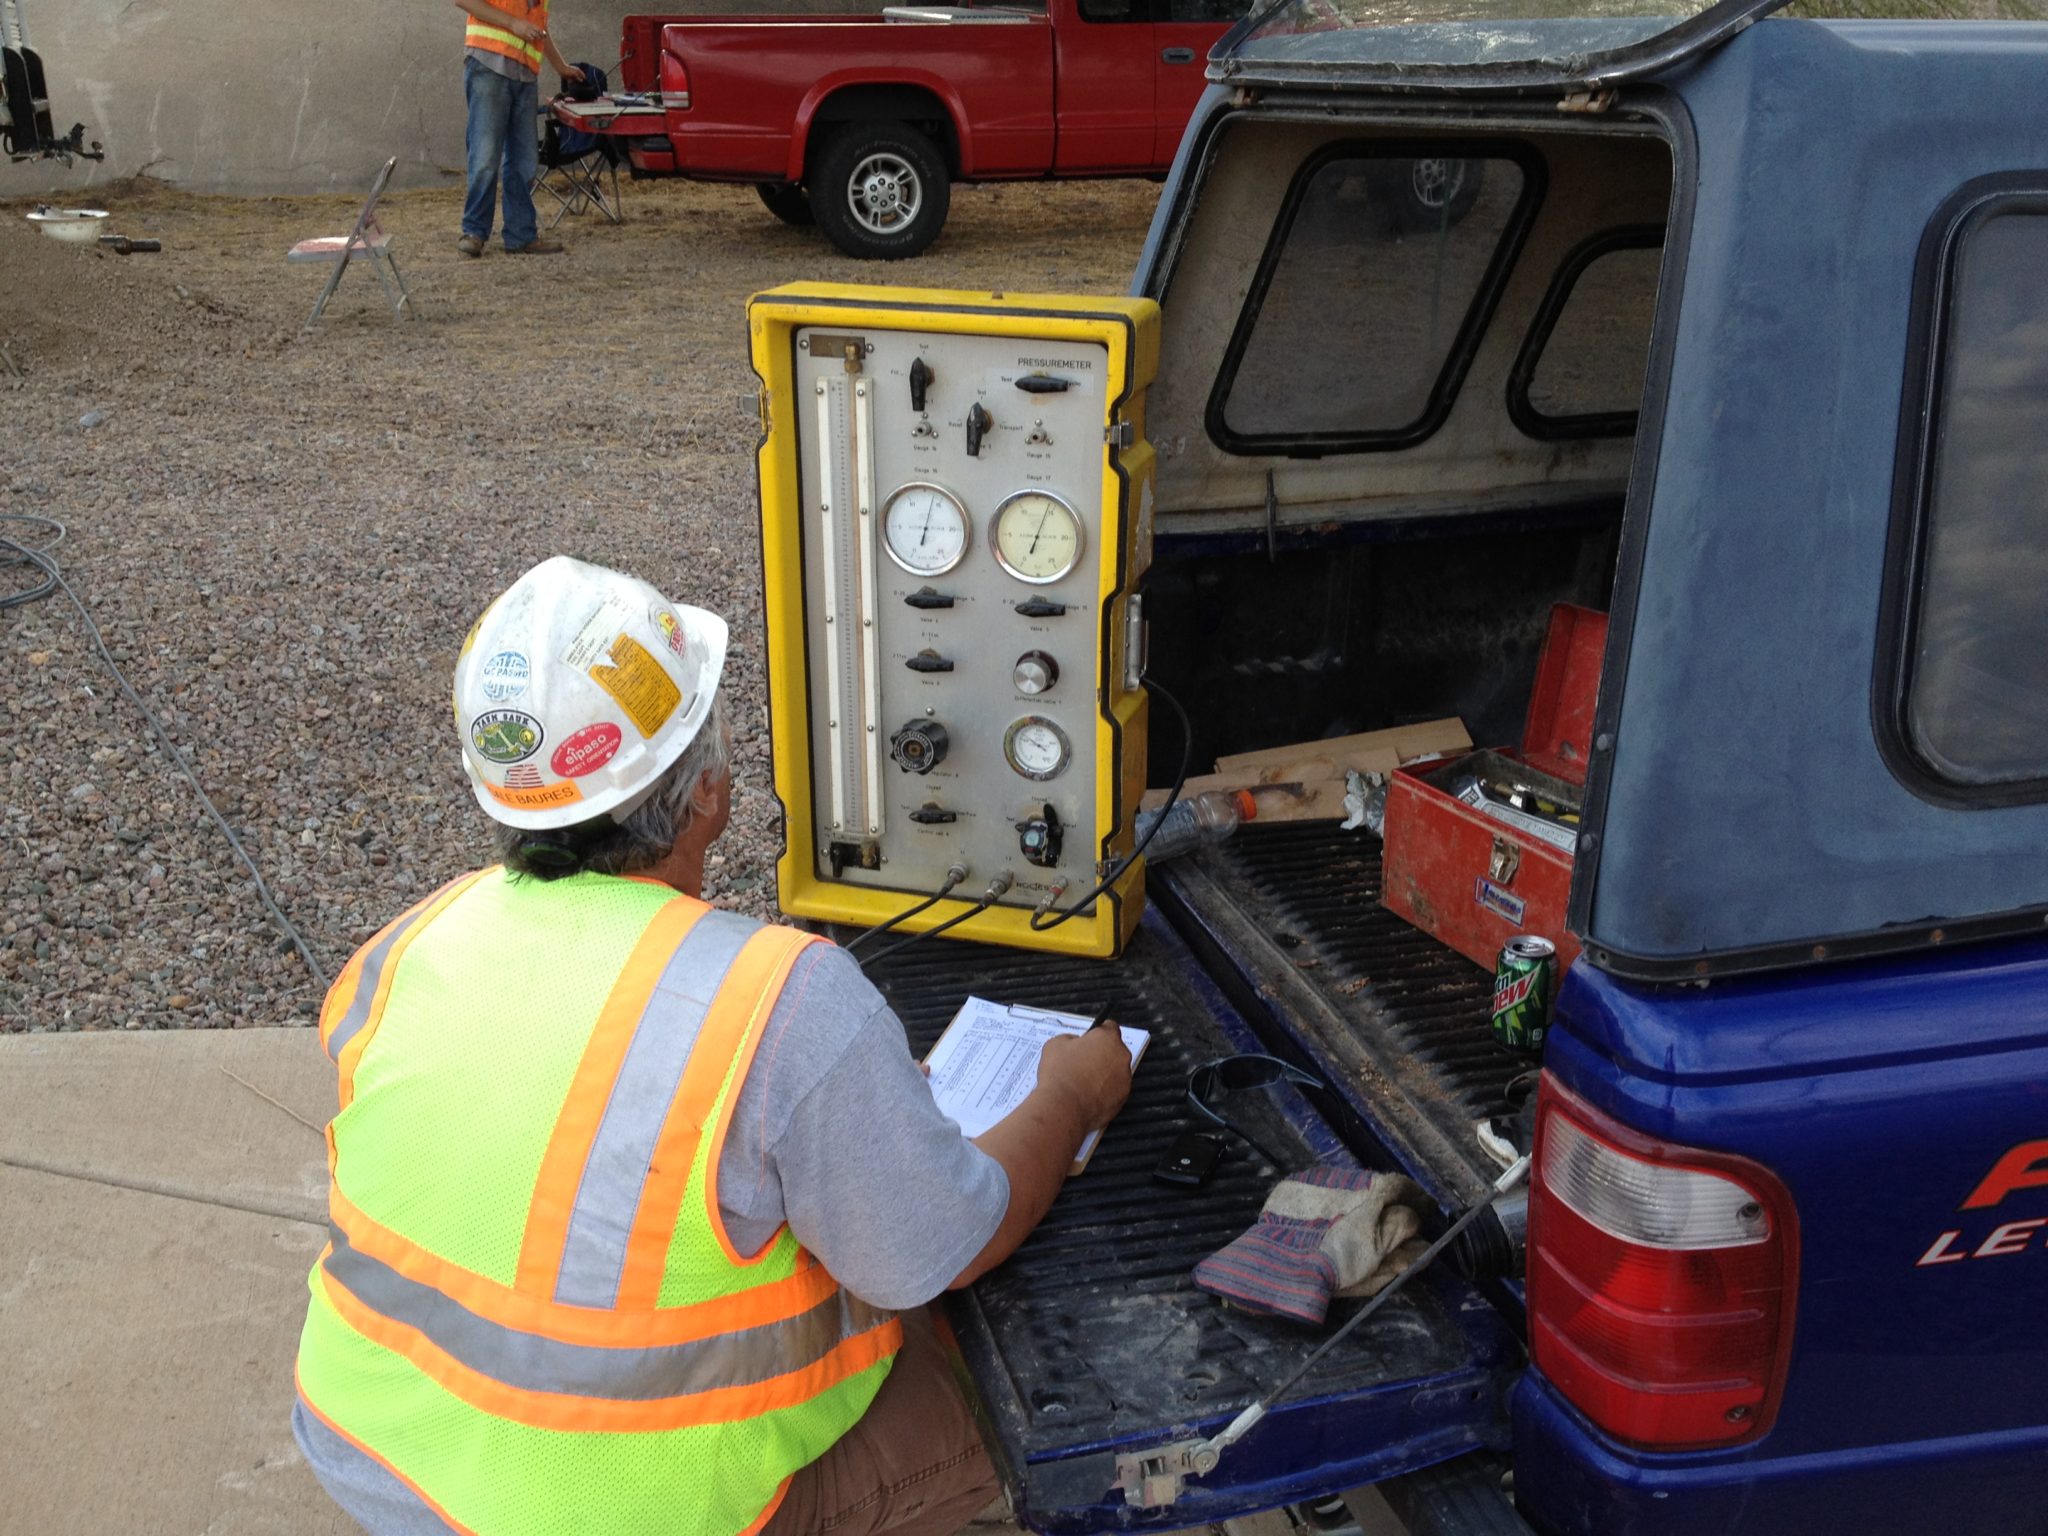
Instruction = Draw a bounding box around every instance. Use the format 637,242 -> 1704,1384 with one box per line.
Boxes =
288,156 -> 414,329
534,112 -> 623,229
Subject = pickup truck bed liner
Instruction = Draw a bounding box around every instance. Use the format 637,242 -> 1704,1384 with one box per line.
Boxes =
852,914 -> 1516,1531
1155,824 -> 1525,1207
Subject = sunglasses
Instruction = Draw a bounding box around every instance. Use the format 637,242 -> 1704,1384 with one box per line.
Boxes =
1185,1053 -> 1326,1168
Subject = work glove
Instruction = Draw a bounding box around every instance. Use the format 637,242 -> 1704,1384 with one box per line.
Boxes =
1192,1164 -> 1429,1326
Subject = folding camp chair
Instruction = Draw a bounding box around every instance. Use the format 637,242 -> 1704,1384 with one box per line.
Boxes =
287,156 -> 414,329
535,69 -> 624,229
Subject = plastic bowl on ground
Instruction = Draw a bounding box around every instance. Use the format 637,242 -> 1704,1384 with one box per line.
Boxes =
26,208 -> 111,244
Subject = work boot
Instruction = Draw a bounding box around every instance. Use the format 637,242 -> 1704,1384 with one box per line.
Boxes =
456,235 -> 484,258
507,236 -> 565,256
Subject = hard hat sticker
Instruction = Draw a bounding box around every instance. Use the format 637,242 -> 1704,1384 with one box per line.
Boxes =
471,709 -> 545,764
552,722 -> 623,777
480,650 -> 531,702
562,595 -> 637,671
652,606 -> 689,660
589,635 -> 681,739
483,777 -> 583,811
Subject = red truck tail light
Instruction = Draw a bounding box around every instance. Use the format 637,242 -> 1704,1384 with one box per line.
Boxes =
1527,1077 -> 1798,1450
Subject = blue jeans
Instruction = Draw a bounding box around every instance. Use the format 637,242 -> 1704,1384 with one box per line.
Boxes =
462,55 -> 540,249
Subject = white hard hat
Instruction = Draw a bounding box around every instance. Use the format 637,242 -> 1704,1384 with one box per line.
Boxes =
453,555 -> 728,831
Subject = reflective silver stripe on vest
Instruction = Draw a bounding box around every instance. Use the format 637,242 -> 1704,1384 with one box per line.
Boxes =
552,907 -> 764,1308
325,899 -> 442,1063
323,1224 -> 891,1400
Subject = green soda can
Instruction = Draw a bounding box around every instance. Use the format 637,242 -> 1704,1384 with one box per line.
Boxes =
1491,936 -> 1558,1055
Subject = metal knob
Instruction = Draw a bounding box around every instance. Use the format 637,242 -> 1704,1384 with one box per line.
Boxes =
1013,650 -> 1058,695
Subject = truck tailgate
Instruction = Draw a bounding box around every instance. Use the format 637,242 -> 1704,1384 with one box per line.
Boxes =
852,909 -> 1518,1533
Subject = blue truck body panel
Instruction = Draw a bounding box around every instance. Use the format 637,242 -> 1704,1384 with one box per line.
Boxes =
1117,15 -> 2048,1535
1511,945 -> 2048,1532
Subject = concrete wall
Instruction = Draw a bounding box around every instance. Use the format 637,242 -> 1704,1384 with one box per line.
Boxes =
4,0 -> 870,198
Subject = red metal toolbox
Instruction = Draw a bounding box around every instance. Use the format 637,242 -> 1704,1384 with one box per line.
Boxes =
1380,604 -> 1607,972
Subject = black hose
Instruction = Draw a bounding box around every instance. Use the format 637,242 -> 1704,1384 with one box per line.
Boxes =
1,513 -> 329,990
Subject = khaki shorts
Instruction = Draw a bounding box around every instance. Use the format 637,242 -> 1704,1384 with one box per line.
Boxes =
765,1307 -> 1002,1536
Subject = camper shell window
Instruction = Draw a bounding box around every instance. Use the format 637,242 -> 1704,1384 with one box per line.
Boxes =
1510,229 -> 1663,439
1889,187 -> 2048,801
1207,141 -> 1543,456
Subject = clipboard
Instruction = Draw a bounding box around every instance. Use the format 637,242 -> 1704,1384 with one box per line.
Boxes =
923,997 -> 1148,1175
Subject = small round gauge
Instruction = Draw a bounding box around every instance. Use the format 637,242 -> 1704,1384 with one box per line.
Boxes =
991,490 -> 1084,585
882,483 -> 970,577
1004,715 -> 1072,782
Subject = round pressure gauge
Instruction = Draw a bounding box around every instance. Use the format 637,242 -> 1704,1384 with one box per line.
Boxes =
882,483 -> 970,577
991,490 -> 1084,585
1004,715 -> 1072,782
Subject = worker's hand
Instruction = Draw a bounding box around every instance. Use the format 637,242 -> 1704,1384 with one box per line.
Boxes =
508,17 -> 545,41
561,64 -> 587,85
1037,1022 -> 1133,1133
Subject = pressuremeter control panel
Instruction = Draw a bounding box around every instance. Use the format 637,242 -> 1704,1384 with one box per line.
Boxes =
750,285 -> 1160,958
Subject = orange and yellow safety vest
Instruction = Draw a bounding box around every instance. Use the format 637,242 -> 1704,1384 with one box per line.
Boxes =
465,0 -> 547,75
295,867 -> 900,1535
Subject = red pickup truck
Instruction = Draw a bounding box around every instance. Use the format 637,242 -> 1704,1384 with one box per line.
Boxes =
607,0 -> 1247,258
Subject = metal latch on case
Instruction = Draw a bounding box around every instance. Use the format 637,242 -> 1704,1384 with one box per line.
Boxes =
1489,836 -> 1521,884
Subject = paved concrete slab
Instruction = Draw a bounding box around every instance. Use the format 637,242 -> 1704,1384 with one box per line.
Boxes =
0,1028 -> 332,1224
0,1028 -> 343,1535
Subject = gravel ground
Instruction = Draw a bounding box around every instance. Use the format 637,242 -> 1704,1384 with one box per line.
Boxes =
0,174 -> 1158,1032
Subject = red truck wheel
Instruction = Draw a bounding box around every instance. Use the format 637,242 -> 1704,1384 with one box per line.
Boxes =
808,123 -> 951,260
757,183 -> 815,227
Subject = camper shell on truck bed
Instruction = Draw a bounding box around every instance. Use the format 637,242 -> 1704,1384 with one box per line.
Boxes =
829,6 -> 2048,1534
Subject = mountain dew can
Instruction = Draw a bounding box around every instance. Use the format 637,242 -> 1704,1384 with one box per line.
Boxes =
1491,936 -> 1557,1055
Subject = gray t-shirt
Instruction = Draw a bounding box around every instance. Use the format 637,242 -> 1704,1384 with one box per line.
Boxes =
702,939 -> 1010,1311
467,45 -> 537,84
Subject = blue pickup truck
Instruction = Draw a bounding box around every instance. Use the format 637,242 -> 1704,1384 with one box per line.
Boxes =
845,4 -> 2048,1533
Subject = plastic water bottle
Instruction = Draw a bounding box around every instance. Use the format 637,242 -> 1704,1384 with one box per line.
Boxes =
1135,789 -> 1257,863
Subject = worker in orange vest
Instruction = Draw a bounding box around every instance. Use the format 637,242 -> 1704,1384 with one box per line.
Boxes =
449,0 -> 585,256
293,556 -> 1135,1535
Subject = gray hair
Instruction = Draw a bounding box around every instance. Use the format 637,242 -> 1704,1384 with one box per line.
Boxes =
497,696 -> 731,881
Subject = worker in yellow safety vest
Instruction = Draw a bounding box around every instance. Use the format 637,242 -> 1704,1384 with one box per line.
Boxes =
292,555 -> 1135,1536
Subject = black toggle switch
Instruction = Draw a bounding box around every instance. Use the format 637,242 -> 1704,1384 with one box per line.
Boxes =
966,402 -> 992,457
905,649 -> 955,673
904,587 -> 955,610
1014,597 -> 1066,618
1014,373 -> 1072,394
909,803 -> 958,825
909,356 -> 932,413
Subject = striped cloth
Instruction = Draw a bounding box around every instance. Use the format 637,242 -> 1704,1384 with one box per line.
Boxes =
1193,1164 -> 1428,1326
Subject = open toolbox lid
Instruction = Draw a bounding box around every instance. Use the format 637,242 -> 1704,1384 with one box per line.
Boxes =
851,911 -> 1520,1532
1519,603 -> 1607,788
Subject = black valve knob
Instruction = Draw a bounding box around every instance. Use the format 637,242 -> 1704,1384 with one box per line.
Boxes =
888,720 -> 950,775
904,587 -> 955,610
966,402 -> 992,458
910,356 -> 932,413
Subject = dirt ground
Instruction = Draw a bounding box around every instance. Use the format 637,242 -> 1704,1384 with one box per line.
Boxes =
0,174 -> 1160,1032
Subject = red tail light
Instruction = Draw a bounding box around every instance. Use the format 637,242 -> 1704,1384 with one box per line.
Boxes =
1527,1076 -> 1798,1450
661,52 -> 691,111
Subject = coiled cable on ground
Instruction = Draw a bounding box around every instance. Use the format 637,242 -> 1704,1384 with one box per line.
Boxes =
1,513 -> 330,991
